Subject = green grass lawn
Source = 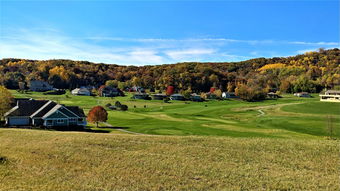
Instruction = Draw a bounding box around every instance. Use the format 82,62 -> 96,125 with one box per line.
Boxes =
9,90 -> 340,139
0,129 -> 338,190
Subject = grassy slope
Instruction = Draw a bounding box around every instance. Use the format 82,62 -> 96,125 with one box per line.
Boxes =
10,90 -> 340,138
0,129 -> 338,191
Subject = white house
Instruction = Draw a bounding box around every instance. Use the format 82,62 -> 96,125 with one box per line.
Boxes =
71,88 -> 91,96
319,90 -> 340,102
222,92 -> 239,99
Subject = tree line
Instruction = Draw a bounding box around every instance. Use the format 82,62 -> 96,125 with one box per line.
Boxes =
1,48 -> 339,100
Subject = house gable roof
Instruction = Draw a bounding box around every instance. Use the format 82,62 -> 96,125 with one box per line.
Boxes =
30,100 -> 58,118
5,100 -> 49,117
42,105 -> 86,119
65,106 -> 86,117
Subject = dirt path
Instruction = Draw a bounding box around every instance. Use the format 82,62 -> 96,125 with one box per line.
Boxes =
102,122 -> 147,135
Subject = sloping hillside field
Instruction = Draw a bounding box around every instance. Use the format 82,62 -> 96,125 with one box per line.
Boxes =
0,129 -> 338,190
1,91 -> 339,190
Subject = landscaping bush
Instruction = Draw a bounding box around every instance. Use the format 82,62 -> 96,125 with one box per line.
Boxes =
120,105 -> 128,111
163,97 -> 170,103
115,101 -> 122,108
105,103 -> 112,107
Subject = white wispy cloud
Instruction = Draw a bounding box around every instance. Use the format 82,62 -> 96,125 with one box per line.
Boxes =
85,36 -> 339,46
290,41 -> 339,46
0,28 -> 339,65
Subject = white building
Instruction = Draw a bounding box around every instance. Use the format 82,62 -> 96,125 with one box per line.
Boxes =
71,88 -> 91,96
319,90 -> 340,102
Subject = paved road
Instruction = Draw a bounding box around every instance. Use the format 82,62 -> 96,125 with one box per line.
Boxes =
257,110 -> 265,116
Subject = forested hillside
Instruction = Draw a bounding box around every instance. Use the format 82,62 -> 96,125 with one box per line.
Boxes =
1,48 -> 339,93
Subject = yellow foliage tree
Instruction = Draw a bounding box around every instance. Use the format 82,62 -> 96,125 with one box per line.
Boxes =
49,66 -> 69,81
0,86 -> 13,120
258,63 -> 286,72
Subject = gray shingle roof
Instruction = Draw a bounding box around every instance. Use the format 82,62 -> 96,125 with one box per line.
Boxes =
30,101 -> 58,118
65,106 -> 86,117
5,100 -> 49,117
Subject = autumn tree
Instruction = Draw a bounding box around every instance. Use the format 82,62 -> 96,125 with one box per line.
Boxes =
227,82 -> 235,92
166,86 -> 174,96
87,106 -> 108,128
214,89 -> 222,98
0,86 -> 13,120
106,80 -> 119,88
235,83 -> 267,101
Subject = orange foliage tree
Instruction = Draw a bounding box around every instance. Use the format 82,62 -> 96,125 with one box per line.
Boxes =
87,106 -> 108,127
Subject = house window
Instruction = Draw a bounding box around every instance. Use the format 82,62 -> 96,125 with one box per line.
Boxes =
70,118 -> 77,122
57,119 -> 64,124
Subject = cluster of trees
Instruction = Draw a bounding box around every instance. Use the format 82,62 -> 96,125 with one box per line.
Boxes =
1,48 -> 339,100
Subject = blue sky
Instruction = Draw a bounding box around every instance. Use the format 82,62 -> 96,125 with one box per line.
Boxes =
0,0 -> 339,65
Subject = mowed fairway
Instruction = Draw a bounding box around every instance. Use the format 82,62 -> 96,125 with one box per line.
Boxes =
10,90 -> 340,139
0,129 -> 339,190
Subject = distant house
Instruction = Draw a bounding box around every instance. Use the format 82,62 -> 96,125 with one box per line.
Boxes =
132,93 -> 151,100
170,94 -> 185,101
267,92 -> 281,99
98,85 -> 124,97
129,86 -> 145,93
319,90 -> 340,102
28,80 -> 53,92
4,99 -> 86,127
222,92 -> 239,99
294,92 -> 311,98
190,93 -> 203,102
206,92 -> 217,100
152,94 -> 167,100
71,88 -> 91,96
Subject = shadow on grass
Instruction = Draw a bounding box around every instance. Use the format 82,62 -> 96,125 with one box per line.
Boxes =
99,126 -> 129,130
0,156 -> 9,165
53,126 -> 112,133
